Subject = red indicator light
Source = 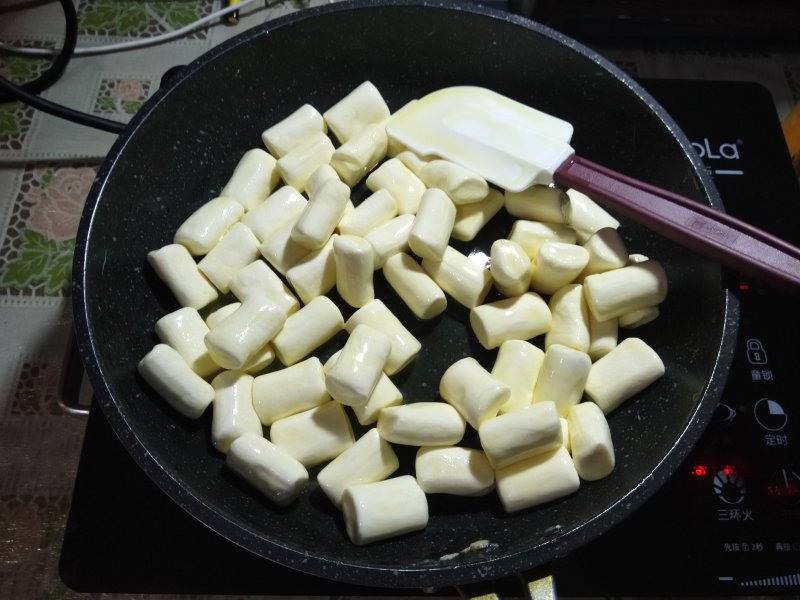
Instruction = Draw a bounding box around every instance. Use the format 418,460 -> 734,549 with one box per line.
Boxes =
691,464 -> 708,477
739,283 -> 750,291
722,465 -> 736,476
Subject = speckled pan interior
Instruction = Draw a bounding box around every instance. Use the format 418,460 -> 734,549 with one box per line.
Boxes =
73,0 -> 737,590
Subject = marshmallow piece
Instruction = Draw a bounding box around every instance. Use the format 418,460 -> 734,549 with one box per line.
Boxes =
305,163 -> 341,198
495,446 -> 580,513
418,159 -> 489,205
421,245 -> 492,309
583,260 -> 668,322
155,307 -> 219,379
197,222 -> 261,293
588,310 -> 618,360
333,234 -> 375,308
204,302 -> 276,374
174,196 -> 244,256
338,189 -> 397,237
451,188 -> 505,242
408,188 -> 456,261
478,401 -> 562,470
276,131 -> 335,192
220,148 -> 280,211
415,446 -> 495,496
345,299 -> 421,375
363,213 -> 414,268
350,373 -> 403,426
138,344 -> 214,419
229,259 -> 299,315
342,475 -> 428,545
366,158 -> 425,214
581,227 -> 629,276
204,295 -> 286,370
532,344 -> 592,418
568,401 -> 615,481
508,220 -> 577,259
584,337 -> 665,414
318,428 -> 400,509
269,402 -> 354,468
331,123 -> 389,187
377,402 -> 466,446
382,252 -> 447,319
242,185 -> 307,243
323,81 -> 390,144
566,188 -> 620,244
210,370 -> 261,454
470,292 -> 552,350
439,357 -> 510,429
544,283 -> 591,352
261,104 -> 326,158
529,241 -> 590,296
491,339 -> 545,414
505,185 -> 570,224
226,432 -> 308,507
619,305 -> 661,328
292,178 -> 350,251
147,243 -> 218,309
271,295 -> 344,366
490,239 -> 532,297
285,234 -> 338,304
257,209 -> 310,275
326,324 -> 391,406
252,357 -> 329,425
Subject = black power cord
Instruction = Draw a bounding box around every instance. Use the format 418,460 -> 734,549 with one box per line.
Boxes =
0,0 -> 125,134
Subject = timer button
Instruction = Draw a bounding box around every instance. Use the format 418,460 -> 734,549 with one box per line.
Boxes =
753,397 -> 788,431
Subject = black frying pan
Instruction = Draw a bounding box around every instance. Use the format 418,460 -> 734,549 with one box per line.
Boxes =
73,0 -> 737,591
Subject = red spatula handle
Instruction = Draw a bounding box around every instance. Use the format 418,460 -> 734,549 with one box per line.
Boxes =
554,155 -> 800,294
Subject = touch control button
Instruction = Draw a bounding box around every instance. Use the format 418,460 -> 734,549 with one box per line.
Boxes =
754,397 -> 788,431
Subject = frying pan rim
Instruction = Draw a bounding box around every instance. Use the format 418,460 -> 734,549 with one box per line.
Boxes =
72,0 -> 739,589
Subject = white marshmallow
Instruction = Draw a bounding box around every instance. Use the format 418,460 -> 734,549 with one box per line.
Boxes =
292,178 -> 350,250
276,131 -> 335,192
568,401 -> 615,481
583,260 -> 668,322
566,188 -> 620,244
544,283 -> 590,352
285,234 -> 337,304
147,243 -> 218,309
508,220 -> 577,259
451,188 -> 505,242
154,307 -> 219,378
271,295 -> 344,366
318,428 -> 400,509
210,370 -> 261,454
204,295 -> 286,370
220,148 -> 280,211
345,299 -> 421,375
363,214 -> 414,268
228,259 -> 299,315
495,446 -> 580,513
138,344 -> 214,419
204,302 -> 276,374
421,245 -> 492,309
382,252 -> 447,319
330,123 -> 388,187
350,373 -> 403,426
242,185 -> 307,243
529,241 -> 590,295
341,475 -> 428,545
489,239 -> 532,297
269,401 -> 354,468
333,234 -> 375,308
377,402 -> 466,446
532,343 -> 591,417
261,104 -> 326,157
581,227 -> 629,276
584,337 -> 665,414
415,446 -> 495,496
323,81 -> 390,144
478,401 -> 562,470
418,159 -> 489,205
365,158 -> 425,214
257,209 -> 310,275
252,357 -> 329,425
439,357 -> 510,429
197,222 -> 261,293
326,324 -> 391,406
504,185 -> 570,224
226,432 -> 308,507
491,339 -> 545,414
337,189 -> 397,237
173,196 -> 244,256
408,188 -> 456,261
470,292 -> 552,350
588,310 -> 618,360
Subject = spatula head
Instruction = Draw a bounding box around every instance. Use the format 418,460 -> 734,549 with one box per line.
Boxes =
386,86 -> 575,192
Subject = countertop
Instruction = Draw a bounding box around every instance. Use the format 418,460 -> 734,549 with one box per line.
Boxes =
0,1 -> 798,599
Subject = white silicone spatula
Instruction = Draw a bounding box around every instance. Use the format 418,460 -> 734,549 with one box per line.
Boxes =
386,86 -> 800,294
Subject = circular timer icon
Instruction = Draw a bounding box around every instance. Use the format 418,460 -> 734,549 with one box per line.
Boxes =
754,398 -> 788,431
